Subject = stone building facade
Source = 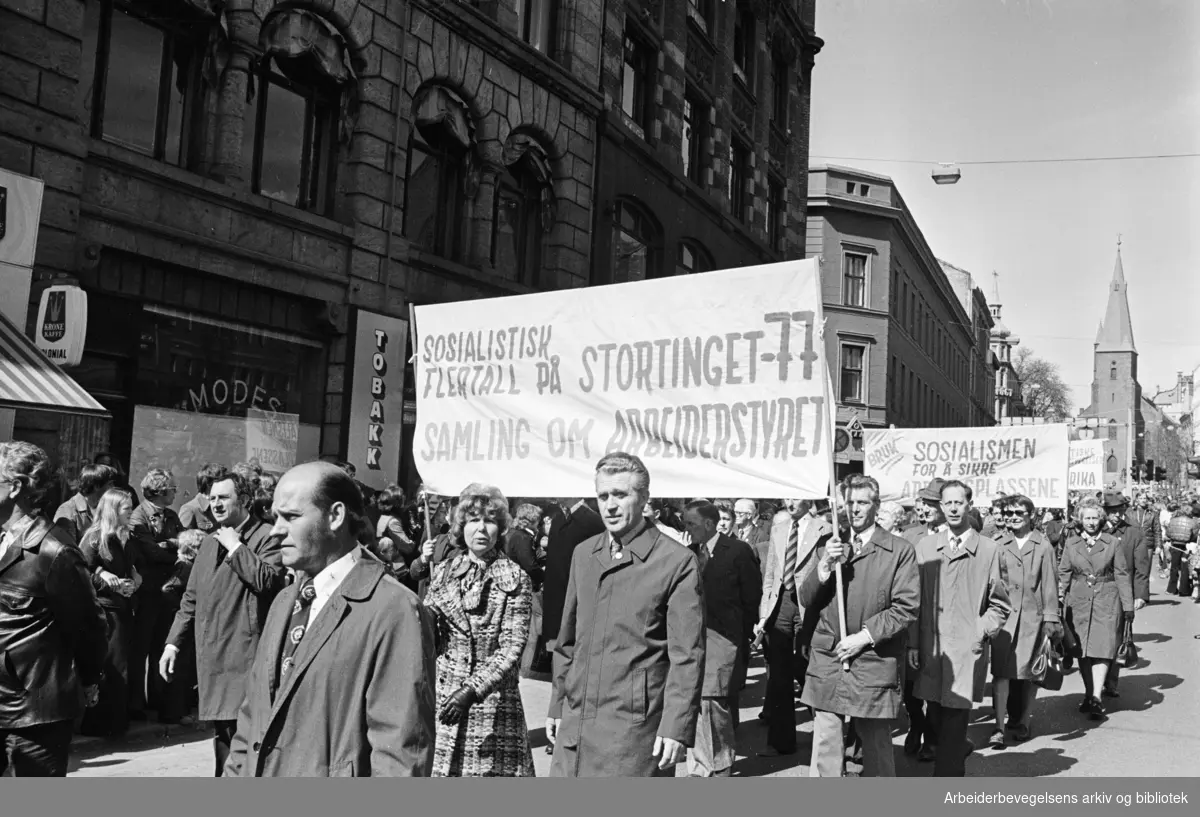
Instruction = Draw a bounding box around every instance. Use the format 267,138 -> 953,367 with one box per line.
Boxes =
0,0 -> 603,490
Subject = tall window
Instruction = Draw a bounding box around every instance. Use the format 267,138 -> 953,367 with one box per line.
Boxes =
493,157 -> 545,285
1110,363 -> 1117,380
242,61 -> 340,213
677,241 -> 713,275
82,1 -> 206,167
841,344 -> 866,403
682,91 -> 709,185
843,251 -> 867,307
517,0 -> 554,54
612,201 -> 658,283
771,54 -> 789,127
621,28 -> 653,137
766,177 -> 784,251
404,129 -> 465,261
729,139 -> 749,222
732,8 -> 755,90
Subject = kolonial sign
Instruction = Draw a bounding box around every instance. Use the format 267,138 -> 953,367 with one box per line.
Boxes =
345,309 -> 408,492
413,259 -> 833,499
1068,439 -> 1105,491
34,285 -> 87,367
864,423 -> 1071,509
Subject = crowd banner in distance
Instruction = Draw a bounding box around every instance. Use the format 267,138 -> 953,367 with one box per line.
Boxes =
412,258 -> 833,499
1068,439 -> 1106,492
863,423 -> 1071,509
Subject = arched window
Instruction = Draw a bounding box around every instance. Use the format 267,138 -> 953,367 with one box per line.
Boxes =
1106,453 -> 1118,473
405,86 -> 475,261
247,9 -> 352,214
494,156 -> 547,285
611,200 -> 659,283
1110,363 -> 1117,380
676,241 -> 713,275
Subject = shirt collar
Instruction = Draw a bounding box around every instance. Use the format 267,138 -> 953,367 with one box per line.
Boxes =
311,547 -> 361,605
703,532 -> 720,555
610,519 -> 647,550
849,525 -> 876,549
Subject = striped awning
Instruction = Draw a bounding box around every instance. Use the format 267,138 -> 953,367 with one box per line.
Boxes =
0,310 -> 109,418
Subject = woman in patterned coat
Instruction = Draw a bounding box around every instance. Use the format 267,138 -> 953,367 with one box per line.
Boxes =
423,483 -> 535,777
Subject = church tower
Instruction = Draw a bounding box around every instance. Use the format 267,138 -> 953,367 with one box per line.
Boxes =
1088,244 -> 1143,487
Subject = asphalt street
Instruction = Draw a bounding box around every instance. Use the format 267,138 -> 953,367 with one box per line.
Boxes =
66,572 -> 1199,777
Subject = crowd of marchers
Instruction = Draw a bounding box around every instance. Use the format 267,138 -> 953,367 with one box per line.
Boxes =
2,439 -> 1198,777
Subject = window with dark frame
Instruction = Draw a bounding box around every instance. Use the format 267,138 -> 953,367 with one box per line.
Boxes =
767,177 -> 784,251
676,241 -> 713,276
771,54 -> 789,127
687,0 -> 713,33
732,8 -> 755,90
612,200 -> 658,283
841,344 -> 866,403
492,156 -> 545,286
843,251 -> 867,307
621,27 -> 653,137
82,1 -> 207,169
242,61 -> 340,214
403,129 -> 465,261
729,139 -> 749,222
682,91 -> 709,185
516,0 -> 555,55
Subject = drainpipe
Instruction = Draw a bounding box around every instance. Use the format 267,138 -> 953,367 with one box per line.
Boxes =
381,0 -> 413,313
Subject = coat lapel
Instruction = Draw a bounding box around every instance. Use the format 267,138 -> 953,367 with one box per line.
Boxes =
265,582 -> 299,701
0,517 -> 49,576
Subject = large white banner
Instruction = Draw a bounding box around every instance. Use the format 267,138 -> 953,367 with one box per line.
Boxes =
1068,439 -> 1106,492
863,424 -> 1071,509
413,259 -> 833,498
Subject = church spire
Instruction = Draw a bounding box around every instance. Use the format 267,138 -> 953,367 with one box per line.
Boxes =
1095,242 -> 1136,354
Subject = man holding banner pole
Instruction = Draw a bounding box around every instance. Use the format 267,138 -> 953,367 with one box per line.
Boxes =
799,474 -> 919,777
546,453 -> 705,777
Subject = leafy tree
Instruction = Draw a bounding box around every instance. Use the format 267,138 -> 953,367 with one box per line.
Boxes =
1013,347 -> 1072,421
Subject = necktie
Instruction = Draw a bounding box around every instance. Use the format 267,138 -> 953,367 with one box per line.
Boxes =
852,534 -> 863,558
610,536 -> 623,562
782,521 -> 799,590
949,535 -> 962,555
279,579 -> 317,681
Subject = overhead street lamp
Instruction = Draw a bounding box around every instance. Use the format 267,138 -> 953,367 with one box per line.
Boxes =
932,163 -> 961,185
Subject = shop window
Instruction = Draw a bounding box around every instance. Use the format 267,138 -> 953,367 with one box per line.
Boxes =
676,241 -> 713,276
843,251 -> 868,307
82,0 -> 208,167
621,27 -> 654,138
841,344 -> 866,403
612,200 -> 659,283
728,139 -> 750,222
493,154 -> 548,286
733,7 -> 756,90
682,91 -> 709,185
517,0 -> 555,55
767,177 -> 784,251
771,53 -> 789,127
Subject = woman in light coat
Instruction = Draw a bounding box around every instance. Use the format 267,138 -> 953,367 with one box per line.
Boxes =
424,484 -> 534,777
1058,496 -> 1132,720
988,494 -> 1062,747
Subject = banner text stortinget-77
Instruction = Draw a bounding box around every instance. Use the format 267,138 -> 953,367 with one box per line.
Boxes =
413,259 -> 833,499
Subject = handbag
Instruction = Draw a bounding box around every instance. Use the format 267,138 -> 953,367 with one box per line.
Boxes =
1031,635 -> 1064,691
1116,618 -> 1138,669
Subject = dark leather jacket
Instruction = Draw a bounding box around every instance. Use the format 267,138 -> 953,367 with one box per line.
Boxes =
0,515 -> 109,728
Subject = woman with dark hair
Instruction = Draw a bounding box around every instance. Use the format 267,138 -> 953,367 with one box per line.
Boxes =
423,484 -> 534,776
78,487 -> 143,738
372,483 -> 419,590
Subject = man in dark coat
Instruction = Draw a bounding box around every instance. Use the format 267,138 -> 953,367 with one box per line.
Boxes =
547,453 -> 705,777
800,475 -> 919,777
901,478 -> 947,759
733,499 -> 772,572
127,468 -> 184,721
1103,492 -> 1148,698
0,442 -> 108,776
680,500 -> 761,777
178,462 -> 222,533
160,468 -> 287,776
1126,493 -> 1160,572
225,462 -> 436,776
541,497 -> 605,651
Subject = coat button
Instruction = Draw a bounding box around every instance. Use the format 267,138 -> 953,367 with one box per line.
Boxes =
253,741 -> 261,752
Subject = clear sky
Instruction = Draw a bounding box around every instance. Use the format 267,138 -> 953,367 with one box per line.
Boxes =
809,0 -> 1200,411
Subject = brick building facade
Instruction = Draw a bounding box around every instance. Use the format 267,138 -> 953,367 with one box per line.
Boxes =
806,165 -> 996,474
1,0 -> 604,490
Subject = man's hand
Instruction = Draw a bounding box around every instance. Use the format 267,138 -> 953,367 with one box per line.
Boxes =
545,717 -> 560,745
751,621 -> 766,650
83,684 -> 100,708
907,647 -> 920,671
652,735 -> 686,770
215,526 -> 242,557
1133,599 -> 1147,611
159,645 -> 178,682
824,538 -> 850,565
835,629 -> 873,663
